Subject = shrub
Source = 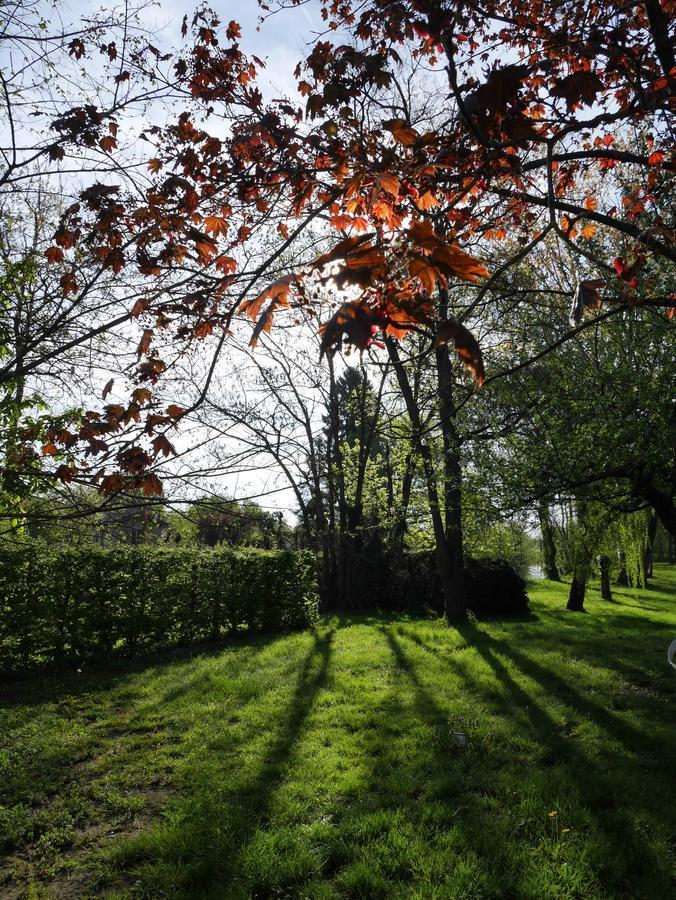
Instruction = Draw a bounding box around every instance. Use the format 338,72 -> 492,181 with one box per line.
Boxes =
388,551 -> 529,617
464,556 -> 530,616
0,543 -> 318,676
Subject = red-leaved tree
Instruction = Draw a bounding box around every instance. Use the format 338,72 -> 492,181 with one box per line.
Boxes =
8,0 -> 673,617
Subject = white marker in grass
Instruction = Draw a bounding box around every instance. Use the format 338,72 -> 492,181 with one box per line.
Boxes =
668,640 -> 676,670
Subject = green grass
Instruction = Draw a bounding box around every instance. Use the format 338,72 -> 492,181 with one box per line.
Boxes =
1,567 -> 675,899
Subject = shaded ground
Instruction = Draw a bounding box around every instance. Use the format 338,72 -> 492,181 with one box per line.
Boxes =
1,567 -> 675,898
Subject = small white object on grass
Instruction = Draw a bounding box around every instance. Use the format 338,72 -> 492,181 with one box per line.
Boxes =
668,640 -> 676,670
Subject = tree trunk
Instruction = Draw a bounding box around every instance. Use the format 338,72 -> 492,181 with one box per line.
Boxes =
566,502 -> 593,611
387,337 -> 465,623
615,550 -> 629,585
644,510 -> 658,580
598,554 -> 612,601
567,574 -> 587,611
435,330 -> 467,623
538,502 -> 561,580
634,479 -> 676,538
391,450 -> 414,549
567,536 -> 593,609
444,520 -> 466,622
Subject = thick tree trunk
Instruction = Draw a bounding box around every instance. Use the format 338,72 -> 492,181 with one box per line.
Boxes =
566,503 -> 593,611
567,534 -> 593,609
598,554 -> 613,601
444,522 -> 466,622
538,502 -> 561,580
567,575 -> 587,611
634,480 -> 676,538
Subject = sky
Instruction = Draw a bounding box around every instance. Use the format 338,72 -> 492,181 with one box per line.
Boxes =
0,0 -> 333,519
0,0 -> 326,181
134,1 -> 329,517
119,0 -> 323,99
0,1 -> 455,524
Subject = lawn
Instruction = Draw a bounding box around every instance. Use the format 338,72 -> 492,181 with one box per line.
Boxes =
1,568 -> 675,899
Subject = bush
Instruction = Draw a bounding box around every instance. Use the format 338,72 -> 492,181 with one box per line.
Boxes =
464,556 -> 530,616
0,543 -> 318,676
388,551 -> 529,617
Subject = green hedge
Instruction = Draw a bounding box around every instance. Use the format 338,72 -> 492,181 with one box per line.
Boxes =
0,543 -> 318,676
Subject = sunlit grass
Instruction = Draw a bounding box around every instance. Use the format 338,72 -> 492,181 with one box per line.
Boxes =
2,567 -> 675,898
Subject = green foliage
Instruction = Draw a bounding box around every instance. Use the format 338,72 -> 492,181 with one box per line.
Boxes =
17,486 -> 103,545
186,497 -> 291,549
330,366 -> 381,449
469,232 -> 674,554
340,440 -> 389,522
164,508 -> 200,546
464,510 -> 540,577
617,511 -> 650,588
592,510 -> 651,587
0,251 -> 83,527
0,543 -> 318,675
0,255 -> 38,363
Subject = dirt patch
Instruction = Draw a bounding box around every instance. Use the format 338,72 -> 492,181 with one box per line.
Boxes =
0,787 -> 171,899
620,680 -> 664,701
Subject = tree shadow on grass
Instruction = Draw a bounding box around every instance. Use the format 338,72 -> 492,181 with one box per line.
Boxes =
105,629 -> 334,897
402,627 -> 562,748
387,624 -> 674,897
95,617 -> 673,899
327,609 -> 421,628
374,628 -> 598,890
369,626 -> 567,896
454,621 -> 675,757
598,614 -> 675,632
295,626 -> 475,896
461,613 -> 675,691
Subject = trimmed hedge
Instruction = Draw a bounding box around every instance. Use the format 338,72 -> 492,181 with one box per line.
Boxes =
0,543 -> 318,676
